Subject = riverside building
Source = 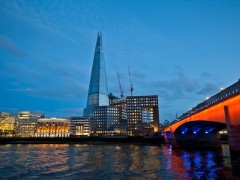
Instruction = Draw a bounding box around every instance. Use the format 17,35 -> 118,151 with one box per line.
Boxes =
126,95 -> 159,136
15,111 -> 44,137
70,117 -> 90,136
36,118 -> 70,137
0,112 -> 16,136
110,98 -> 127,135
92,106 -> 121,136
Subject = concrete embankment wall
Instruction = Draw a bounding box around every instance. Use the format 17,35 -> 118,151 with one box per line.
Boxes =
0,136 -> 164,145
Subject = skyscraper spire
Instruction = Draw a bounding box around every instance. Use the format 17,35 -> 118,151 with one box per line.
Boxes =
83,32 -> 109,117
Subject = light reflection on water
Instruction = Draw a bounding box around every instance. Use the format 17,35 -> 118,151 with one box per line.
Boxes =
0,144 -> 232,179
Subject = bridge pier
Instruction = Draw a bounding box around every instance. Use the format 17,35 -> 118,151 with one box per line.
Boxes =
170,134 -> 222,149
165,125 -> 222,149
224,106 -> 240,177
171,140 -> 222,149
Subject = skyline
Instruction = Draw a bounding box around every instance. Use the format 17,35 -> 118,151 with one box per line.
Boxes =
0,1 -> 240,121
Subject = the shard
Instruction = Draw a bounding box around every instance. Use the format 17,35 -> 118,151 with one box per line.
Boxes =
83,32 -> 109,117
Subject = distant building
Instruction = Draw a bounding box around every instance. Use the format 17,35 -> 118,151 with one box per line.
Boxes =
0,112 -> 16,136
18,111 -> 43,119
0,112 -> 10,118
36,118 -> 70,137
126,95 -> 159,136
15,111 -> 44,137
70,117 -> 90,136
92,106 -> 121,136
84,32 -> 109,117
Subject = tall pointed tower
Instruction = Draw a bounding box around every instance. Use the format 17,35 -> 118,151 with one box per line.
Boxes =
83,32 -> 109,117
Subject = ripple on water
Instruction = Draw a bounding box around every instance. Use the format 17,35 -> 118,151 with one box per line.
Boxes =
0,144 -> 233,179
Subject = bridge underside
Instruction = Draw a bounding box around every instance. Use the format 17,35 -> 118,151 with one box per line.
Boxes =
165,121 -> 226,149
175,121 -> 226,136
165,121 -> 226,140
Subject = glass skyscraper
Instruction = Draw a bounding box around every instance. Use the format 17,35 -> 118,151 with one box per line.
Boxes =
83,32 -> 109,117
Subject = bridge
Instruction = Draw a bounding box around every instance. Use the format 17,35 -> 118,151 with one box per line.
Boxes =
164,80 -> 240,174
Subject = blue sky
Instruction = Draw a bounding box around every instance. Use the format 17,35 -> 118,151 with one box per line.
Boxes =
0,0 -> 240,122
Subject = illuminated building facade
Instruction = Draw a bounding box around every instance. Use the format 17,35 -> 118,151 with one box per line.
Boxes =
15,111 -> 44,137
0,112 -> 10,118
0,112 -> 16,136
84,32 -> 109,117
126,95 -> 159,136
110,98 -> 127,135
92,106 -> 121,136
36,118 -> 70,137
70,117 -> 90,136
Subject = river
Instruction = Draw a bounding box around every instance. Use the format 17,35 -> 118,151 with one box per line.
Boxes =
0,143 -> 233,179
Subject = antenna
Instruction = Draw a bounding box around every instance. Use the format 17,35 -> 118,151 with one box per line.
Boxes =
128,66 -> 133,96
117,72 -> 124,98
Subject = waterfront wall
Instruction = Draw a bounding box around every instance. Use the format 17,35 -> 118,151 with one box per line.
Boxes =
0,136 -> 164,145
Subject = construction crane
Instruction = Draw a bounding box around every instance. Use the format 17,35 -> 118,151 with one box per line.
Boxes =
117,72 -> 124,98
128,66 -> 134,96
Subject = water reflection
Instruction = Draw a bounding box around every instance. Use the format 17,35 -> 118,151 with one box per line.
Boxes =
0,144 -> 233,179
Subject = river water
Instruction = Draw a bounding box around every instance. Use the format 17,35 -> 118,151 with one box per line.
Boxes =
0,143 -> 233,179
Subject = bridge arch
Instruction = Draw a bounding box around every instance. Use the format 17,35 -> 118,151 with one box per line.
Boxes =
175,121 -> 226,136
164,94 -> 240,135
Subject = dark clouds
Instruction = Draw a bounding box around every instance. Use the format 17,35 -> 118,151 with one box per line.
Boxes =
146,66 -> 199,99
126,66 -> 222,121
197,83 -> 219,95
114,65 -> 221,106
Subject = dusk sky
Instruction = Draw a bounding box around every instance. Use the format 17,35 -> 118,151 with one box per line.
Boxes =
0,0 -> 240,122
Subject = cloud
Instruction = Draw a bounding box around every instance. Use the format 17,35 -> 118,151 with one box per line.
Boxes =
148,68 -> 199,100
3,54 -> 88,101
7,88 -> 36,93
0,36 -> 28,57
173,65 -> 185,79
132,71 -> 146,81
200,71 -> 212,79
197,83 -> 219,95
7,86 -> 84,100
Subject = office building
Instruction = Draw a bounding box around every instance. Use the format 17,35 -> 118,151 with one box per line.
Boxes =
84,32 -> 109,117
15,111 -> 44,137
126,95 -> 159,136
92,106 -> 121,136
70,117 -> 90,136
110,98 -> 127,135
